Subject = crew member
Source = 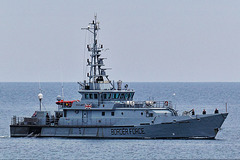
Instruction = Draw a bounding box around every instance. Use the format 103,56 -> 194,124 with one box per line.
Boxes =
202,109 -> 206,115
46,113 -> 50,125
214,108 -> 219,114
192,109 -> 195,115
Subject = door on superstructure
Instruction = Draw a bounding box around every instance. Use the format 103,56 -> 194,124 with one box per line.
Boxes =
82,111 -> 88,124
98,93 -> 101,106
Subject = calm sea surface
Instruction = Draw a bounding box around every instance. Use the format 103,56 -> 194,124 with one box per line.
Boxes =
0,82 -> 239,159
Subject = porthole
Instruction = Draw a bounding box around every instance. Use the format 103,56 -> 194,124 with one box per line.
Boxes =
75,110 -> 79,114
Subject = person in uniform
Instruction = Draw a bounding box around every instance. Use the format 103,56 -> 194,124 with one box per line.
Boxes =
46,113 -> 50,125
214,108 -> 219,114
202,109 -> 206,115
192,109 -> 195,115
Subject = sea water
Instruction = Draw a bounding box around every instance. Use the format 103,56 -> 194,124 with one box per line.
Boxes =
0,82 -> 239,159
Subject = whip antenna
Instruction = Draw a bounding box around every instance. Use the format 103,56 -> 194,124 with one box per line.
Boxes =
38,81 -> 43,111
61,82 -> 64,101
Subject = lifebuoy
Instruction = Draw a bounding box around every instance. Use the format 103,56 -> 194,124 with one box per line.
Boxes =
164,101 -> 168,106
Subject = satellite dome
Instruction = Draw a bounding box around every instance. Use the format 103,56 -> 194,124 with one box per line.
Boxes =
38,93 -> 43,100
57,95 -> 61,101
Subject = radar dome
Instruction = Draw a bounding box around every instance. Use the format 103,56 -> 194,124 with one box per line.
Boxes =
57,95 -> 61,101
38,93 -> 43,100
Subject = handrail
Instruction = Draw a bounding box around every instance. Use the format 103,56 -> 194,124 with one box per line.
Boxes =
63,100 -> 172,108
58,100 -> 173,109
113,100 -> 173,109
11,116 -> 60,126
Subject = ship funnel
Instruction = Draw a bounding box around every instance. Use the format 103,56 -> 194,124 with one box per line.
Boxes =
117,80 -> 122,90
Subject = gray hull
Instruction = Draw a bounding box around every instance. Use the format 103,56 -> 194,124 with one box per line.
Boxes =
10,113 -> 228,139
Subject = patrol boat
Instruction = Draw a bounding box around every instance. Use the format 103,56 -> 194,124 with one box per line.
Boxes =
10,16 -> 228,139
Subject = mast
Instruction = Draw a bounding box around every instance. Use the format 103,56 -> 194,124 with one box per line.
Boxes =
81,16 -> 113,90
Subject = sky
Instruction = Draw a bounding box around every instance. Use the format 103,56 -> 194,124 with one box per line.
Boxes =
0,0 -> 240,82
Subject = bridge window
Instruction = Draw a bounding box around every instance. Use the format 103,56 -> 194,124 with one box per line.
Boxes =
130,93 -> 134,99
108,93 -> 111,99
94,94 -> 98,99
141,112 -> 143,115
125,94 -> 128,100
85,94 -> 89,99
120,93 -> 124,99
116,93 -> 120,99
111,112 -> 115,116
128,93 -> 131,100
113,93 -> 120,99
102,112 -> 105,116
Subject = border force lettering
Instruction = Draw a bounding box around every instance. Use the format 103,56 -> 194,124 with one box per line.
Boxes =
111,128 -> 145,135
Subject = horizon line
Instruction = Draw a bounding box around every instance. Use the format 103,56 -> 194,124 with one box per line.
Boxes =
0,81 -> 240,83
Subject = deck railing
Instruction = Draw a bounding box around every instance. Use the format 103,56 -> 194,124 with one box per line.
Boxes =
11,116 -> 60,126
113,100 -> 173,109
58,100 -> 173,109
